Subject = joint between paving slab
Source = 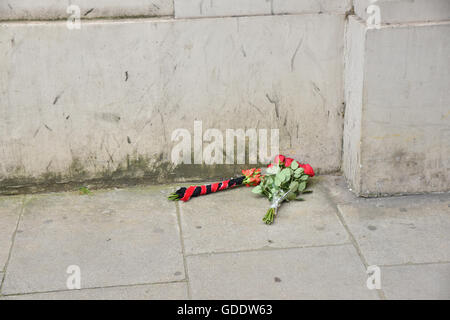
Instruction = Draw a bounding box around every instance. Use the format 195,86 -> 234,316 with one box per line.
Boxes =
379,260 -> 450,268
0,273 -> 4,297
184,242 -> 353,258
333,203 -> 386,300
322,185 -> 369,266
1,279 -> 188,297
0,195 -> 26,294
175,201 -> 192,300
320,184 -> 387,300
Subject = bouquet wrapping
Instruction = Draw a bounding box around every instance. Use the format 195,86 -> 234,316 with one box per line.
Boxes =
169,154 -> 314,224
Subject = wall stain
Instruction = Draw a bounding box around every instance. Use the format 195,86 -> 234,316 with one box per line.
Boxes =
53,92 -> 63,105
290,38 -> 303,72
0,154 -> 268,195
84,8 -> 94,16
265,93 -> 280,119
96,112 -> 121,123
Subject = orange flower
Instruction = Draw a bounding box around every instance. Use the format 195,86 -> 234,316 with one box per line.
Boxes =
242,168 -> 262,186
247,174 -> 261,186
242,168 -> 256,177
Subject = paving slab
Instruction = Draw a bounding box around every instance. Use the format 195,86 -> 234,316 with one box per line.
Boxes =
2,187 -> 185,295
179,183 -> 349,255
1,282 -> 188,300
337,193 -> 450,266
319,175 -> 362,206
187,244 -> 379,299
0,196 -> 23,271
381,263 -> 450,300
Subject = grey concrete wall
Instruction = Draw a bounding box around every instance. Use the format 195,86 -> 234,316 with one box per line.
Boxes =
0,1 -> 174,20
354,0 -> 450,24
343,0 -> 450,195
0,12 -> 346,193
2,0 -> 449,195
343,15 -> 450,196
1,0 -> 355,20
174,0 -> 352,18
343,16 -> 366,195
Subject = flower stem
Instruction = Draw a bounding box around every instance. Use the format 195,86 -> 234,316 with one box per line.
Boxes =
167,193 -> 180,201
263,207 -> 275,224
263,190 -> 293,225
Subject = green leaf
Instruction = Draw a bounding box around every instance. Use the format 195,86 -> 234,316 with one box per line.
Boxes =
266,166 -> 280,175
280,168 -> 291,181
294,167 -> 304,178
289,181 -> 299,192
79,186 -> 92,195
295,168 -> 304,174
287,192 -> 297,201
274,175 -> 282,187
252,186 -> 263,194
298,181 -> 307,192
290,161 -> 299,170
300,174 -> 309,181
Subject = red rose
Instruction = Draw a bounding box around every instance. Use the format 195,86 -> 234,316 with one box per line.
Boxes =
284,158 -> 294,167
274,154 -> 285,164
299,164 -> 315,177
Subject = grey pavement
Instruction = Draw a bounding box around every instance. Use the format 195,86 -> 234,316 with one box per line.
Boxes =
0,175 -> 449,299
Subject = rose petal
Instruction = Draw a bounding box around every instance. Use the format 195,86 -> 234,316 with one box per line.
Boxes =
284,158 -> 294,167
299,164 -> 315,177
274,154 -> 285,164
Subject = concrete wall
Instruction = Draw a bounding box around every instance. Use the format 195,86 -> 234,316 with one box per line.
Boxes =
343,16 -> 365,196
0,4 -> 347,194
354,0 -> 450,24
0,1 -> 173,20
1,1 -> 449,196
343,1 -> 450,196
174,0 -> 352,18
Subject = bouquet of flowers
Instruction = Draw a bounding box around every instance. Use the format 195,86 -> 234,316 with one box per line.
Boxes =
252,155 -> 314,224
168,155 -> 314,225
